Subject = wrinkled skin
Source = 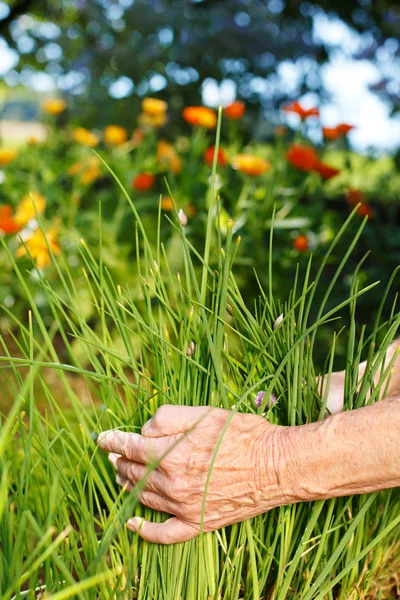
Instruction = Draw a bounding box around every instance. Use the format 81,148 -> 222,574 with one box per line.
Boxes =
97,405 -> 287,544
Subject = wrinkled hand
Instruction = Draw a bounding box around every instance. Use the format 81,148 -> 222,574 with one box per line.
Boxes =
97,405 -> 285,544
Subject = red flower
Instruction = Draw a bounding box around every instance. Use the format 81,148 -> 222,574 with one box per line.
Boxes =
323,123 -> 355,140
283,101 -> 319,120
224,101 -> 245,120
286,144 -> 318,172
131,173 -> 155,191
204,146 -> 227,167
313,160 -> 341,180
346,189 -> 364,206
293,235 -> 309,252
0,205 -> 20,235
357,203 -> 374,219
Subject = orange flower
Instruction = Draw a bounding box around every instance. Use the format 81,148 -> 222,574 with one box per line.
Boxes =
73,127 -> 99,148
132,173 -> 155,191
346,189 -> 364,206
0,149 -> 18,166
142,97 -> 168,116
138,111 -> 168,129
69,157 -> 102,185
286,144 -> 318,172
103,125 -> 128,146
132,128 -> 144,147
323,123 -> 355,140
15,192 -> 46,226
231,154 -> 271,176
42,98 -> 66,116
224,101 -> 245,120
16,224 -> 60,269
160,196 -> 174,211
0,205 -> 20,235
313,160 -> 340,180
357,203 -> 374,219
157,140 -> 182,174
204,146 -> 227,167
293,235 -> 309,252
186,205 -> 196,217
182,106 -> 217,129
283,101 -> 319,120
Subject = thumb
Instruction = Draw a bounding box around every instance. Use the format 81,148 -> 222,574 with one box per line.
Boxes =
142,404 -> 216,437
126,516 -> 199,544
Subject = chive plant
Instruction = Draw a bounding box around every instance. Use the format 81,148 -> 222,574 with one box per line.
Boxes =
0,117 -> 399,599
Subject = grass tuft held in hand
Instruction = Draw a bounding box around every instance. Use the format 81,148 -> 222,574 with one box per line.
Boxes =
0,111 -> 399,599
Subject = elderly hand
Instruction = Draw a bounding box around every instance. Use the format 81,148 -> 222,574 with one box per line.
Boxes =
97,405 -> 288,544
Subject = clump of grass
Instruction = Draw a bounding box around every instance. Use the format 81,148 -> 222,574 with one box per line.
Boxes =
0,114 -> 399,599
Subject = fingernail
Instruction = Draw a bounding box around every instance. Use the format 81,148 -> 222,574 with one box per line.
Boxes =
141,418 -> 153,435
108,452 -> 119,467
97,430 -> 112,446
127,517 -> 143,532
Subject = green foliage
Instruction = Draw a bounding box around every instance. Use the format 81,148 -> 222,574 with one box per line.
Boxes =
0,141 -> 399,598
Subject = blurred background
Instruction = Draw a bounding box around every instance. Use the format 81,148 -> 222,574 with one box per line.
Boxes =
1,0 -> 400,154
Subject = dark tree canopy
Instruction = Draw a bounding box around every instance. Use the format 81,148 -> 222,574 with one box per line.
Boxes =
0,0 -> 399,126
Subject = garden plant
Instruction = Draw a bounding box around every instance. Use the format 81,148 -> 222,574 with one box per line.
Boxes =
0,112 -> 400,599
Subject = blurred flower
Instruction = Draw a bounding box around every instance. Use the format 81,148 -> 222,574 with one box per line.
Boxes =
346,188 -> 364,206
0,149 -> 18,166
15,193 -> 46,226
204,145 -> 227,167
313,160 -> 340,180
357,203 -> 374,219
142,97 -> 168,116
28,136 -> 38,145
157,140 -> 182,174
160,196 -> 174,211
132,128 -> 145,147
282,101 -> 319,120
178,209 -> 188,226
270,393 -> 277,406
224,101 -> 245,120
323,123 -> 355,140
42,98 -> 66,116
68,157 -> 102,185
255,390 -> 266,409
286,144 -> 318,172
103,125 -> 128,146
138,112 -> 167,129
132,173 -> 155,191
73,128 -> 99,147
186,205 -> 196,217
231,154 -> 271,176
16,224 -> 60,269
0,205 -> 20,235
274,313 -> 284,329
182,106 -> 217,129
293,234 -> 309,252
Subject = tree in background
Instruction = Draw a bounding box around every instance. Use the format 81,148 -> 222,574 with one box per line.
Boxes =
0,0 -> 399,129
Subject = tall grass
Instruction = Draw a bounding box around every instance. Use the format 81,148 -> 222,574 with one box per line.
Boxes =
0,125 -> 399,599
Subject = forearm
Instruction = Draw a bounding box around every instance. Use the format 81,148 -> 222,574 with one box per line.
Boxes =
276,396 -> 400,504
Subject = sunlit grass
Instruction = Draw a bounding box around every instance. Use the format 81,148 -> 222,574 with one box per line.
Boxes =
1,112 -> 399,599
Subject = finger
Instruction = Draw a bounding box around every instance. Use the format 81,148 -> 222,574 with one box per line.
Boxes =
97,430 -> 165,463
142,405 -> 217,437
109,453 -> 158,491
116,473 -> 134,492
138,491 -> 176,514
126,516 -> 199,544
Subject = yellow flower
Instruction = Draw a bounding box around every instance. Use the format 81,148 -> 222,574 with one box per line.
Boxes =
182,106 -> 217,129
73,127 -> 100,147
0,149 -> 18,166
142,97 -> 168,116
138,112 -> 167,129
16,225 -> 60,269
15,193 -> 46,226
42,98 -> 66,116
231,154 -> 271,176
157,140 -> 182,174
160,196 -> 174,211
68,157 -> 102,185
103,125 -> 128,146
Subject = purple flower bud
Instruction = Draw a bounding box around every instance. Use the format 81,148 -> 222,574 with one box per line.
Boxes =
255,390 -> 266,409
270,393 -> 277,406
178,209 -> 188,226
